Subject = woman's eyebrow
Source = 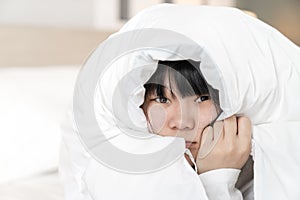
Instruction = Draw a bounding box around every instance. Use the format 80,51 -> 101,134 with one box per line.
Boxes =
200,93 -> 210,96
163,87 -> 178,100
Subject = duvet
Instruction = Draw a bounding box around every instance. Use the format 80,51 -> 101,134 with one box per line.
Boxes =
60,4 -> 300,200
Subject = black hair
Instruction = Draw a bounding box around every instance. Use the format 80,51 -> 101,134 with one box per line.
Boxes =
143,60 -> 221,113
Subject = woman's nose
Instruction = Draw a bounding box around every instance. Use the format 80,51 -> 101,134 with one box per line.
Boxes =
168,104 -> 195,130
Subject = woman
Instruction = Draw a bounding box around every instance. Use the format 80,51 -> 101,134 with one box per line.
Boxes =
141,60 -> 252,198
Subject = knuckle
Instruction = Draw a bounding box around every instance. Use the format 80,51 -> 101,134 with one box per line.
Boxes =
238,116 -> 251,127
225,144 -> 235,155
226,115 -> 236,123
212,147 -> 222,156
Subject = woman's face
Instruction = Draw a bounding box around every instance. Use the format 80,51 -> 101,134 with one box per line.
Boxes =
142,86 -> 217,159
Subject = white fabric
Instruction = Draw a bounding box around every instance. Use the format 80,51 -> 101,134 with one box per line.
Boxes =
60,4 -> 300,200
199,169 -> 242,200
0,169 -> 64,200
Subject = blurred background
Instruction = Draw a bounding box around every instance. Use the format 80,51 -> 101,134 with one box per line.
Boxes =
1,0 -> 299,66
0,1 -> 299,200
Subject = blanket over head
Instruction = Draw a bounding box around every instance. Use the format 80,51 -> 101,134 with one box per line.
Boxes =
60,4 -> 300,200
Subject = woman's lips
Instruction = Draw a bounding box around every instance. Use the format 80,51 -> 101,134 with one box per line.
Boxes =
185,141 -> 197,148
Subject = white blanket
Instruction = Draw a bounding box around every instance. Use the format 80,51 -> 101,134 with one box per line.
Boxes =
60,4 -> 300,200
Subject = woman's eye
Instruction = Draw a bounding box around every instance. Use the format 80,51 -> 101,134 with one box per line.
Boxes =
154,97 -> 170,104
196,95 -> 210,103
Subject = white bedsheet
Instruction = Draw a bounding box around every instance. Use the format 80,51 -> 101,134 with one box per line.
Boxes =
0,65 -> 80,199
0,169 -> 64,200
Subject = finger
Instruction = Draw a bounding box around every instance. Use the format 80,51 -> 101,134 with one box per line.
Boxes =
237,116 -> 252,144
223,115 -> 237,141
198,126 -> 215,159
184,153 -> 195,168
199,126 -> 213,148
212,120 -> 224,141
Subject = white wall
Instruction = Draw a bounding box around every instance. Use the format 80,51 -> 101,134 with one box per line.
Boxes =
0,0 -> 163,30
0,0 -> 238,31
92,0 -> 125,30
0,0 -> 165,30
93,0 -> 163,30
0,0 -> 94,28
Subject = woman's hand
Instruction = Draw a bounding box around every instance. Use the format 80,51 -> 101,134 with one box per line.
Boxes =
196,116 -> 252,174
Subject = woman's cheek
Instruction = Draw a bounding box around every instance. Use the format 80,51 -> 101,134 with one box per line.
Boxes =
198,102 -> 218,128
198,111 -> 212,128
196,103 -> 219,144
147,104 -> 167,134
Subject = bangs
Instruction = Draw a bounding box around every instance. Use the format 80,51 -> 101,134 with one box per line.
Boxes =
144,60 -> 209,98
